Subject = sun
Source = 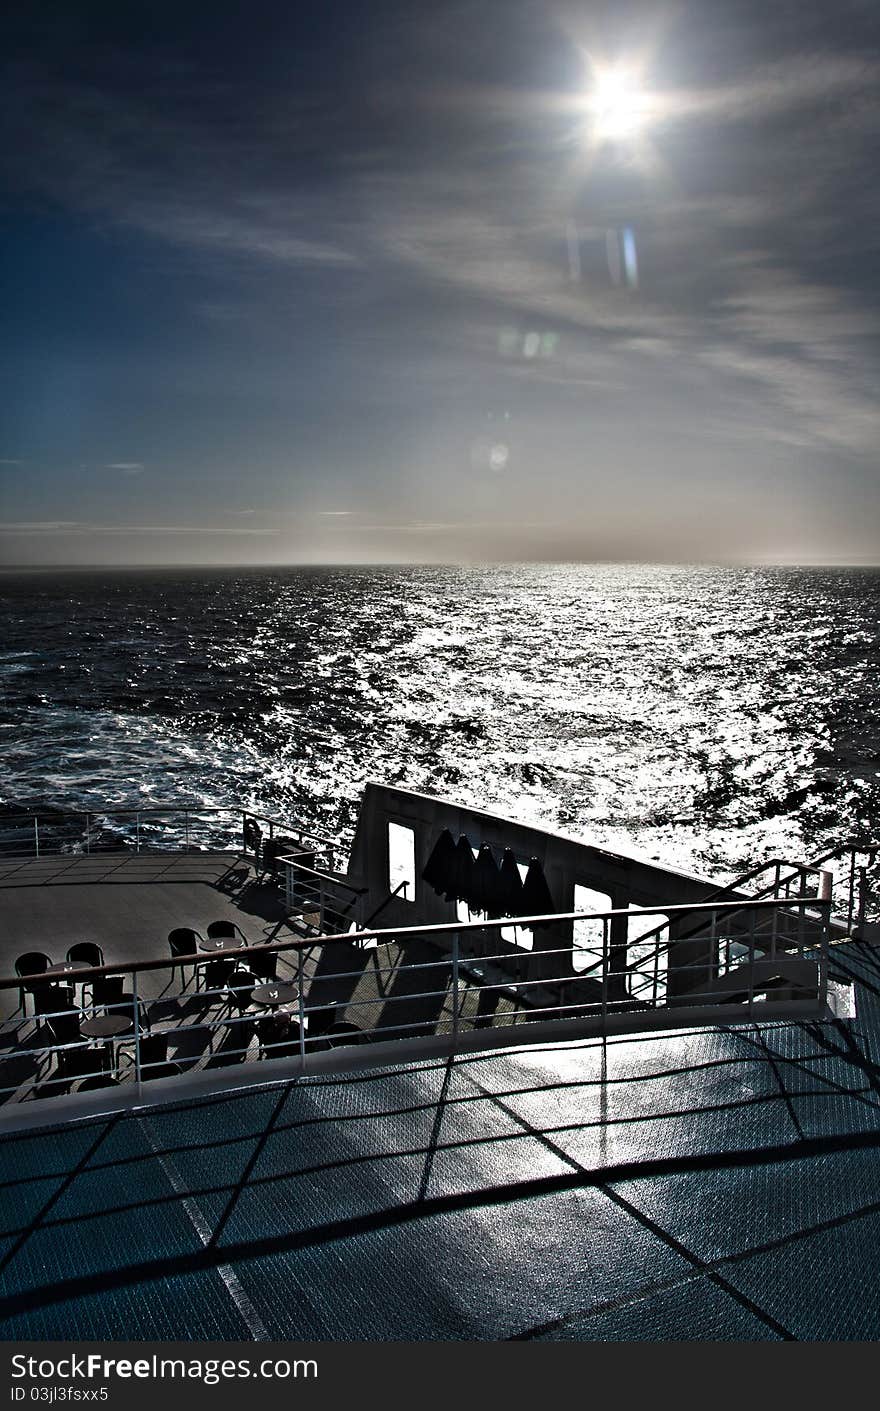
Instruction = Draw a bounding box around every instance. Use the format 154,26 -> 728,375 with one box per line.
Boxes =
588,63 -> 649,143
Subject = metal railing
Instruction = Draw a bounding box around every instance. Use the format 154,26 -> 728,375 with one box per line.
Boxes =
0,888 -> 833,1109
806,841 -> 879,936
615,844 -> 875,984
281,856 -> 367,934
0,805 -> 342,869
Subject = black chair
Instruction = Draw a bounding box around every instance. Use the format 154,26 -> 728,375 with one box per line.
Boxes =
14,951 -> 52,1016
209,1015 -> 254,1066
326,1021 -> 369,1048
67,942 -> 103,967
248,945 -> 278,982
206,919 -> 247,945
92,975 -> 125,1009
66,942 -> 104,1006
120,1032 -> 181,1082
34,983 -> 75,1018
59,1045 -> 114,1088
48,1009 -> 85,1079
305,1003 -> 338,1037
226,967 -> 255,1012
112,993 -> 151,1031
76,1072 -> 120,1091
35,986 -> 76,1067
257,1014 -> 302,1060
168,928 -> 202,990
200,956 -> 236,998
48,1009 -> 82,1046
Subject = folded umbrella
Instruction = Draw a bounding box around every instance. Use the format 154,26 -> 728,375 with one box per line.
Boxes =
421,827 -> 457,898
473,842 -> 502,916
520,858 -> 557,928
498,848 -> 524,916
452,834 -> 477,907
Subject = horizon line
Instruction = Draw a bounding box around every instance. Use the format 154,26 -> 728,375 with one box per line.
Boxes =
1,558 -> 879,572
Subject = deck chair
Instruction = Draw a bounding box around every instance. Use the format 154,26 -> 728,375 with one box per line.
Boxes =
167,928 -> 202,990
14,951 -> 52,1016
66,942 -> 104,1006
247,945 -> 278,981
206,919 -> 247,944
257,1013 -> 302,1060
226,967 -> 256,1012
59,1045 -> 115,1089
119,1032 -> 181,1082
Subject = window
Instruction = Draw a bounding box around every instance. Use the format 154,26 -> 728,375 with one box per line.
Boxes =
572,884 -> 612,974
387,821 -> 415,901
627,904 -> 668,1002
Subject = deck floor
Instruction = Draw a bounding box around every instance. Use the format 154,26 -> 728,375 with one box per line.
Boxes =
0,853 -> 294,1016
0,936 -> 879,1340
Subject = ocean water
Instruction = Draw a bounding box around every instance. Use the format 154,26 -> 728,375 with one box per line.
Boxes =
1,563 -> 878,884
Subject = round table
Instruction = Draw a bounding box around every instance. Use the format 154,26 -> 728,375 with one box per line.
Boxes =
252,982 -> 299,1008
198,935 -> 242,952
81,1014 -> 133,1039
45,961 -> 91,977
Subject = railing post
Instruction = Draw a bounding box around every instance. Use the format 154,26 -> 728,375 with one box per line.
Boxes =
848,849 -> 857,935
136,812 -> 141,854
185,810 -> 190,852
770,893 -> 778,962
84,813 -> 91,856
710,907 -> 719,983
797,869 -> 806,952
33,817 -> 39,859
451,932 -> 460,1046
817,869 -> 832,1010
857,866 -> 868,937
132,973 -> 142,1092
748,906 -> 756,1016
297,948 -> 307,1070
601,918 -> 608,1032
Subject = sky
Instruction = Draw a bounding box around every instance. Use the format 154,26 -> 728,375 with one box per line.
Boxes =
1,0 -> 879,566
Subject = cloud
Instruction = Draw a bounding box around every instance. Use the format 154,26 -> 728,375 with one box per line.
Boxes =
0,521 -> 81,531
0,521 -> 278,536
0,459 -> 22,466
2,0 -> 880,569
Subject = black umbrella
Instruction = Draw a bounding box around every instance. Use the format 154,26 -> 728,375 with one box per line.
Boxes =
520,858 -> 556,928
421,828 -> 457,899
498,848 -> 524,916
452,834 -> 476,907
473,842 -> 502,916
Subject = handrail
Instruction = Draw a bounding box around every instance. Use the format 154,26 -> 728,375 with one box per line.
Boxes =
277,856 -> 365,896
807,840 -> 880,867
0,803 -> 344,863
0,891 -> 832,1110
622,856 -> 832,972
244,811 -> 340,851
0,893 -> 831,992
363,880 -> 409,930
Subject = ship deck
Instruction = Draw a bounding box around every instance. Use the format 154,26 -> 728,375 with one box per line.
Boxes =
0,935 -> 879,1341
0,853 -> 526,1104
0,852 -> 293,1018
